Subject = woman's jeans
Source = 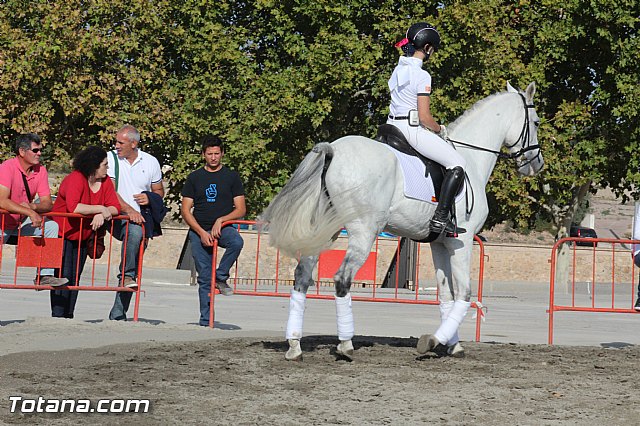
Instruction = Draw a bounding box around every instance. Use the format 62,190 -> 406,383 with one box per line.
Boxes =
50,239 -> 87,318
188,226 -> 244,326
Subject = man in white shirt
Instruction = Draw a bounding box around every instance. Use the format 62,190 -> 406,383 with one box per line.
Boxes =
107,125 -> 164,321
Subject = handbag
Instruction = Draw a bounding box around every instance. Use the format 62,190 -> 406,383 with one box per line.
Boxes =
87,227 -> 106,259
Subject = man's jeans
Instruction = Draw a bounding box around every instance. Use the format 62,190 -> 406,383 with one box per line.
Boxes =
189,226 -> 244,326
108,220 -> 144,321
1,217 -> 59,277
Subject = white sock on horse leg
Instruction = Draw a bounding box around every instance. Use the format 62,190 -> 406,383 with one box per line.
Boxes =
286,290 -> 306,340
439,301 -> 459,345
439,300 -> 454,320
434,300 -> 471,346
335,293 -> 354,341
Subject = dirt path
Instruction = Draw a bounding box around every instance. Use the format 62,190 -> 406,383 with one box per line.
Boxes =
0,336 -> 637,424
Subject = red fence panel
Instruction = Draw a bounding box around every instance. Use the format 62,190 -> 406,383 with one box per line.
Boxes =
548,237 -> 639,344
317,249 -> 377,282
16,236 -> 64,268
209,220 -> 485,342
0,210 -> 145,321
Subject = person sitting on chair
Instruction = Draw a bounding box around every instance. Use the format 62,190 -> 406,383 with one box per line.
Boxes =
387,22 -> 466,235
50,146 -> 120,318
0,133 -> 68,287
181,135 -> 246,327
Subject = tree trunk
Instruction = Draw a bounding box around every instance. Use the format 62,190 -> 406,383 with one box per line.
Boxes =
554,182 -> 592,292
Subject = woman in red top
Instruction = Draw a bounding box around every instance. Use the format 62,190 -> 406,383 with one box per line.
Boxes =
50,146 -> 120,318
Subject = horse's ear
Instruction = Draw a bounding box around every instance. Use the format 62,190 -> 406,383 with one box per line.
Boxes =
525,82 -> 536,102
506,81 -> 518,93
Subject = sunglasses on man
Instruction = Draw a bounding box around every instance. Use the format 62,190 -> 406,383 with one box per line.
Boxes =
21,147 -> 42,154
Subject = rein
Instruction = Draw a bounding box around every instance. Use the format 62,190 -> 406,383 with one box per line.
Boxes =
448,94 -> 540,162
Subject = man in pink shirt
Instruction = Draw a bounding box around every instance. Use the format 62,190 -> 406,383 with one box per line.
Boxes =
0,133 -> 68,287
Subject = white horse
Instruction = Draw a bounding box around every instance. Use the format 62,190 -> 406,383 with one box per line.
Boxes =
261,82 -> 543,360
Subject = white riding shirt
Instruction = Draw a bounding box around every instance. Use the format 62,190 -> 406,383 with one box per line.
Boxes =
387,56 -> 465,170
388,56 -> 432,116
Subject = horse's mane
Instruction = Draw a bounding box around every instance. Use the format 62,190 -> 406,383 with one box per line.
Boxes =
447,91 -> 510,132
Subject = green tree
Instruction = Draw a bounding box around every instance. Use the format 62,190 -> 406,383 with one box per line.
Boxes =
425,0 -> 639,238
2,0 -> 638,232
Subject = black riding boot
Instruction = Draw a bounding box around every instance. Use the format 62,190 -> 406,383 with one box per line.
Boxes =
430,166 -> 466,235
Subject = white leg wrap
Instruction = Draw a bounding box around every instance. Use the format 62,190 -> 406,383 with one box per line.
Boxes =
434,300 -> 470,346
285,290 -> 306,340
439,301 -> 459,345
335,293 -> 354,341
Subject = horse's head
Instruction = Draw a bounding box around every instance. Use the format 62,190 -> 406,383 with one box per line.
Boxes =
505,81 -> 544,176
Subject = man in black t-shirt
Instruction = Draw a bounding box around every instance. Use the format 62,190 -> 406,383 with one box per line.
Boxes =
181,136 -> 246,326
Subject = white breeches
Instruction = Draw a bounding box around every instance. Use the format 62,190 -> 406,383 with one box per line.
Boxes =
388,120 -> 466,170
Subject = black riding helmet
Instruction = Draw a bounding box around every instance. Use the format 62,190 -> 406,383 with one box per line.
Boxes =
406,22 -> 440,54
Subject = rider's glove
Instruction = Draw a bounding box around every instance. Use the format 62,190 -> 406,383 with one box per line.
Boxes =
436,124 -> 448,140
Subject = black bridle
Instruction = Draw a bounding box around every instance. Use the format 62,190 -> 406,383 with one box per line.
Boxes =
448,93 -> 541,165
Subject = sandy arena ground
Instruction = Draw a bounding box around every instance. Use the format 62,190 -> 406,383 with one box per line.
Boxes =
0,335 -> 638,425
1,276 -> 640,425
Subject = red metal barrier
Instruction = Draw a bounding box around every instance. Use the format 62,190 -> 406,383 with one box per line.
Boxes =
548,237 -> 639,344
0,210 -> 145,321
318,249 -> 378,283
209,220 -> 485,341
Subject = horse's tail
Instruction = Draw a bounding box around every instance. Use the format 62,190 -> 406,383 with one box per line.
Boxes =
260,142 -> 355,257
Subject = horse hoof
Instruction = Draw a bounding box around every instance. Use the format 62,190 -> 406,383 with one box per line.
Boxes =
447,342 -> 465,358
416,334 -> 440,354
336,340 -> 354,360
285,339 -> 303,361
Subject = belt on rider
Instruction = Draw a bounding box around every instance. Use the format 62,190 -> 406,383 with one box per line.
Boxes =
388,115 -> 409,120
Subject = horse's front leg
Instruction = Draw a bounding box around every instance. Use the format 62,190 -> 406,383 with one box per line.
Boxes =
285,255 -> 318,361
418,238 -> 472,357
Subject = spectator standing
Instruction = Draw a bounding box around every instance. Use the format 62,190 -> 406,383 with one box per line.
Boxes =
0,133 -> 67,287
181,136 -> 245,327
107,125 -> 164,321
50,146 -> 120,318
633,201 -> 640,311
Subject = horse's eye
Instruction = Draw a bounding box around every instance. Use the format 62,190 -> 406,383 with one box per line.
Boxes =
534,120 -> 540,128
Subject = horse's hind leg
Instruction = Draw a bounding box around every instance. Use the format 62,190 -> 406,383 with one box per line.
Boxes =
333,223 -> 377,360
285,255 -> 318,361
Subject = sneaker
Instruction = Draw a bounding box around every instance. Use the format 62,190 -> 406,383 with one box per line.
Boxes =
35,276 -> 68,287
120,276 -> 139,291
634,298 -> 640,312
215,281 -> 233,296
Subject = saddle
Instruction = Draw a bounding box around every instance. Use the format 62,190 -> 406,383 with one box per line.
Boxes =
375,124 -> 466,242
376,124 -> 455,201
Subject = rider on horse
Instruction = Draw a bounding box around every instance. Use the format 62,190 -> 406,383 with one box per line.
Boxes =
387,23 -> 466,235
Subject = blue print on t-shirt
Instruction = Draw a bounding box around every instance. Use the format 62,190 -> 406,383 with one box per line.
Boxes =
206,184 -> 217,202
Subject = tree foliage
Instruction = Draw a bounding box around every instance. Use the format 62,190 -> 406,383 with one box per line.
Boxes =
431,0 -> 639,235
1,0 -> 638,234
